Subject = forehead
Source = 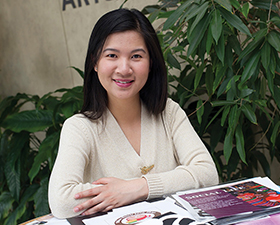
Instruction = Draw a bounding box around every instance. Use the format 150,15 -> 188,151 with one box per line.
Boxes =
102,30 -> 147,50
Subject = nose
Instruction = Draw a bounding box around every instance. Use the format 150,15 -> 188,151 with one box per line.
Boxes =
116,58 -> 132,76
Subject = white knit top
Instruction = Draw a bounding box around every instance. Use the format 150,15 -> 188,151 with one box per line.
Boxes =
48,98 -> 218,218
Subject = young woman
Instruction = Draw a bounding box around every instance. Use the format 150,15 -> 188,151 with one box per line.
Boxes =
48,8 -> 219,219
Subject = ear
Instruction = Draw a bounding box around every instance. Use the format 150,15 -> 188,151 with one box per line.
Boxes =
94,66 -> 98,72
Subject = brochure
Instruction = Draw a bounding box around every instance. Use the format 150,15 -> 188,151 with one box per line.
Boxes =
173,177 -> 280,224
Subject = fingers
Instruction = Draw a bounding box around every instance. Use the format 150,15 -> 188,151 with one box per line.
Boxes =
76,196 -> 115,216
80,202 -> 111,216
74,195 -> 102,214
92,177 -> 114,185
74,186 -> 101,199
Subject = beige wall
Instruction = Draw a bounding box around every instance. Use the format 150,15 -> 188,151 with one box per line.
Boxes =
0,0 -> 157,98
1,0 -> 279,185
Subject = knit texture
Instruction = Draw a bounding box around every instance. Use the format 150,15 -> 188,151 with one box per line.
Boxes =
48,98 -> 218,218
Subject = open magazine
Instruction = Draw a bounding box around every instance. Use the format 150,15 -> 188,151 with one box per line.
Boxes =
173,177 -> 280,225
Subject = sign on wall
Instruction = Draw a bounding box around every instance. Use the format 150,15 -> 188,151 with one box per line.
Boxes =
62,0 -> 114,10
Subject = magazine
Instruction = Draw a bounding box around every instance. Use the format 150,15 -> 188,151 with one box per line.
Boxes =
173,177 -> 280,224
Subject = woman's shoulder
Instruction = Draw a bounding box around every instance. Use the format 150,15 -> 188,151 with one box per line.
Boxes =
63,113 -> 102,130
64,113 -> 89,124
164,98 -> 183,115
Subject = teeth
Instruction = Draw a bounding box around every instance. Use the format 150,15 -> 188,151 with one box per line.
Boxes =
115,80 -> 132,84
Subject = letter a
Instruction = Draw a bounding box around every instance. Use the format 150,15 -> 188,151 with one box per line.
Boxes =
63,0 -> 76,11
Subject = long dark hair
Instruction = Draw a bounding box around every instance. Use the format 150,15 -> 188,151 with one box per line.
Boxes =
81,8 -> 167,120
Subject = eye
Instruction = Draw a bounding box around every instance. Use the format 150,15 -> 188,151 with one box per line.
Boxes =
107,54 -> 117,58
132,54 -> 142,59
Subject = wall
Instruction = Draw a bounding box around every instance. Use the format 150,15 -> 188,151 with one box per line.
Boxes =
1,0 -> 279,185
0,0 -> 157,98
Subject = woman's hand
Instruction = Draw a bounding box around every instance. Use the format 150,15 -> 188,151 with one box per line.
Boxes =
73,177 -> 148,216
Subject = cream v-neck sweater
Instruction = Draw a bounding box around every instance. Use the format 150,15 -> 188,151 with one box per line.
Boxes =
48,98 -> 218,218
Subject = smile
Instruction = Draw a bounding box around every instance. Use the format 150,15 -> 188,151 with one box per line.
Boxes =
113,79 -> 134,84
113,79 -> 134,88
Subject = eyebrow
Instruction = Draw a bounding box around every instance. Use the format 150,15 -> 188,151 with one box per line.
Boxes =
103,48 -> 147,54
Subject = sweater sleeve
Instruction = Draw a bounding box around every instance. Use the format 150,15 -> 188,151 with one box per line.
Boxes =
48,115 -> 100,219
144,99 -> 219,198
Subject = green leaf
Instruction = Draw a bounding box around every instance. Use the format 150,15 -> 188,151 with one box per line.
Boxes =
273,85 -> 280,110
225,76 -> 238,97
228,104 -> 238,129
167,52 -> 181,70
240,88 -> 254,98
241,104 -> 257,124
224,128 -> 233,163
254,151 -> 271,177
194,62 -> 206,90
34,177 -> 50,217
5,158 -> 20,202
187,13 -> 211,57
0,192 -> 14,220
210,120 -> 224,151
235,124 -> 246,163
217,76 -> 230,97
206,29 -> 213,54
271,121 -> 280,148
228,35 -> 241,55
197,99 -> 204,124
214,0 -> 232,12
183,2 -> 209,25
221,105 -> 230,126
205,107 -> 224,132
205,66 -> 214,96
70,66 -> 84,79
251,1 -> 278,11
28,132 -> 60,182
2,110 -> 54,133
261,42 -> 271,73
163,1 -> 192,30
211,9 -> 223,44
213,64 -> 227,93
229,0 -> 240,10
238,29 -> 265,61
240,52 -> 261,84
267,31 -> 280,52
189,2 -> 209,34
271,16 -> 280,29
260,76 -> 267,99
4,184 -> 39,225
147,7 -> 162,23
219,7 -> 251,37
60,101 -> 82,118
267,70 -> 275,95
241,2 -> 250,19
211,100 -> 235,107
215,31 -> 225,65
119,0 -> 128,8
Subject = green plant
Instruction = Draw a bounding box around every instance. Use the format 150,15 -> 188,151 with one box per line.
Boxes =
142,0 -> 280,181
0,68 -> 84,225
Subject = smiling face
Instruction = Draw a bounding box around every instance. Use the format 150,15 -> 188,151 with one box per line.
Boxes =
95,30 -> 150,104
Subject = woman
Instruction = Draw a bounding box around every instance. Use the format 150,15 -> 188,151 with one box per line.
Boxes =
48,8 -> 219,219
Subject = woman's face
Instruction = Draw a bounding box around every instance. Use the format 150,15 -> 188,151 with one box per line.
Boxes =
95,30 -> 150,103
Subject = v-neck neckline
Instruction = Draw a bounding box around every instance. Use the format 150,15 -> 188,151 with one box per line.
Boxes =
105,102 -> 145,158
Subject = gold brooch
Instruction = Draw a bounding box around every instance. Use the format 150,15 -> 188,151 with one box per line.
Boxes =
140,164 -> 154,175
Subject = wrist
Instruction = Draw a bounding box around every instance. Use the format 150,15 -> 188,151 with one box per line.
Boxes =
137,177 -> 149,201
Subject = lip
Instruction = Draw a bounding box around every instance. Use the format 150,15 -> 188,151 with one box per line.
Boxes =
113,79 -> 134,88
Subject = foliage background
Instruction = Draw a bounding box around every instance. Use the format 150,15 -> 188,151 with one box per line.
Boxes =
0,0 -> 280,224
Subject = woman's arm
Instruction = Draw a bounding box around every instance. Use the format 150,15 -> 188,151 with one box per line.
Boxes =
73,177 -> 148,216
48,115 -> 100,218
143,99 -> 219,198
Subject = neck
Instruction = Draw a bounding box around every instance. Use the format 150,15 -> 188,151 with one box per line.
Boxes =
108,97 -> 141,124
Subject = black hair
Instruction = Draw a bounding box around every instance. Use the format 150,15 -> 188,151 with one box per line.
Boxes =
81,8 -> 167,119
